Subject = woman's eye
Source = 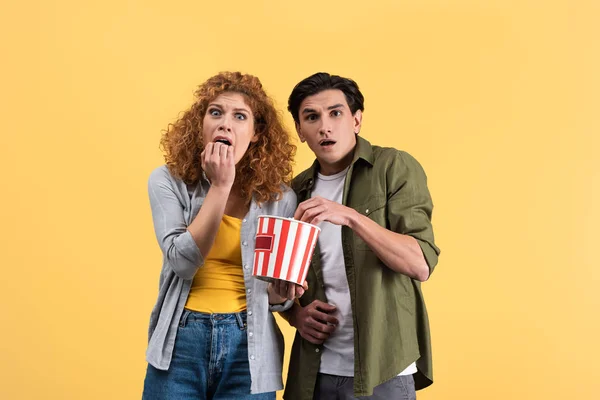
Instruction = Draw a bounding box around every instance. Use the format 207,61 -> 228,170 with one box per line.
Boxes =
209,109 -> 221,116
235,113 -> 246,120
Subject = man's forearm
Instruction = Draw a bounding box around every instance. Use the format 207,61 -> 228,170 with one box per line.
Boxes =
348,211 -> 430,281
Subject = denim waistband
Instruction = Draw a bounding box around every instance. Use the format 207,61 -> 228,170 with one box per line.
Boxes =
180,309 -> 247,329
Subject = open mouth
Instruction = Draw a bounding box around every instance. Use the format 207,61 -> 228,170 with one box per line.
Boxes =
319,139 -> 336,147
214,137 -> 232,146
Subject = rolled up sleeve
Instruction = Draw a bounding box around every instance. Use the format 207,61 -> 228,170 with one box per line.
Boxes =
148,168 -> 203,280
387,151 -> 441,275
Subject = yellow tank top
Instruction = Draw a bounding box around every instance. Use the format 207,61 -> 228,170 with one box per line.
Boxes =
184,214 -> 246,313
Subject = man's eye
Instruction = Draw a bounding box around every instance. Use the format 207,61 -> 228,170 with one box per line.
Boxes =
331,110 -> 342,117
307,114 -> 318,121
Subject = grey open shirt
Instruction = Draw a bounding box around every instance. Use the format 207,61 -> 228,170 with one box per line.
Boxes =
145,166 -> 296,394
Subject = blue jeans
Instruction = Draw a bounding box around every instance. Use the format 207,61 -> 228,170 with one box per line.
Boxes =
313,373 -> 416,400
142,310 -> 275,400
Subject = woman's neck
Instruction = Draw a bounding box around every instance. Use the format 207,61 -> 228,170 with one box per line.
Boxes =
224,188 -> 249,219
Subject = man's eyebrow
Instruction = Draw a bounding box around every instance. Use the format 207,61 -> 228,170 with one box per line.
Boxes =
327,103 -> 344,110
301,107 -> 318,115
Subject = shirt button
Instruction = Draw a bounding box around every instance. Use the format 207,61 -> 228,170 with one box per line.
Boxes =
243,218 -> 247,223
247,289 -> 252,294
244,264 -> 249,270
315,348 -> 320,353
248,311 -> 253,316
365,208 -> 369,213
242,241 -> 248,246
248,332 -> 254,337
250,355 -> 255,360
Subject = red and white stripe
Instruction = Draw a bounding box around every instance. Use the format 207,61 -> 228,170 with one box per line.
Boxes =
253,216 -> 320,285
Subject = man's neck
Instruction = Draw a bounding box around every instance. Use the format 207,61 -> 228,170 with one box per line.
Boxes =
317,148 -> 356,176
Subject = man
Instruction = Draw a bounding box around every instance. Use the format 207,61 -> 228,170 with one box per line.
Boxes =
274,72 -> 440,399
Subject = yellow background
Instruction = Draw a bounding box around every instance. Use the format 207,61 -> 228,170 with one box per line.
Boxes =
1,0 -> 598,399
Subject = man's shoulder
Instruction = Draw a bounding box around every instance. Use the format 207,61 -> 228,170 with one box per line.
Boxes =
370,144 -> 422,171
369,144 -> 404,169
291,167 -> 315,193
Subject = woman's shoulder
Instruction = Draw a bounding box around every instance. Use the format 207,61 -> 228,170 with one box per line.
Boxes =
256,184 -> 297,214
276,185 -> 297,217
148,165 -> 187,193
148,165 -> 172,183
279,184 -> 297,204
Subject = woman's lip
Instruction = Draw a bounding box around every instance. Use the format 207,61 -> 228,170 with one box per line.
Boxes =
213,136 -> 233,145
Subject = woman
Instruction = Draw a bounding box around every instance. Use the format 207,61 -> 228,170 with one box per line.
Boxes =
142,72 -> 298,399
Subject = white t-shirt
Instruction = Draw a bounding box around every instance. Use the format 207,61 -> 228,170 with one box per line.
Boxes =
312,167 -> 417,377
312,167 -> 355,376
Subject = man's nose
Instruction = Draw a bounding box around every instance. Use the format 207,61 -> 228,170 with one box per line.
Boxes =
319,119 -> 332,135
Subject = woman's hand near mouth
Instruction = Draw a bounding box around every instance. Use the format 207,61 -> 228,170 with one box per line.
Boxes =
201,142 -> 235,189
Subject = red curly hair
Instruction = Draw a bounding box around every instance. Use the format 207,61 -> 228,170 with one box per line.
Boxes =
160,72 -> 296,205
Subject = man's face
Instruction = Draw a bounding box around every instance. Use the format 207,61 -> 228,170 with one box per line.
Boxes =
296,89 -> 362,175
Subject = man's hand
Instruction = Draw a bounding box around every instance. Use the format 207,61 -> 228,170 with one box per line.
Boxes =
289,300 -> 339,344
268,279 -> 308,302
294,196 -> 358,226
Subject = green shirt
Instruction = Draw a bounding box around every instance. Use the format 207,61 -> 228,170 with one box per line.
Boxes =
284,136 -> 440,399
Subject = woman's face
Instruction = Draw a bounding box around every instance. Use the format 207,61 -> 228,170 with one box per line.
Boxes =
202,91 -> 258,164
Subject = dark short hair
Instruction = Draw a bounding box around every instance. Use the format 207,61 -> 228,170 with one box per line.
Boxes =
287,72 -> 365,124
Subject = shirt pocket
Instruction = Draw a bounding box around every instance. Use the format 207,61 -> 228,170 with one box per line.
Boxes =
353,194 -> 387,250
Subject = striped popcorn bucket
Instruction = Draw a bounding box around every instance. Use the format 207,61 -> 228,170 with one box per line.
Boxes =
252,215 -> 321,285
